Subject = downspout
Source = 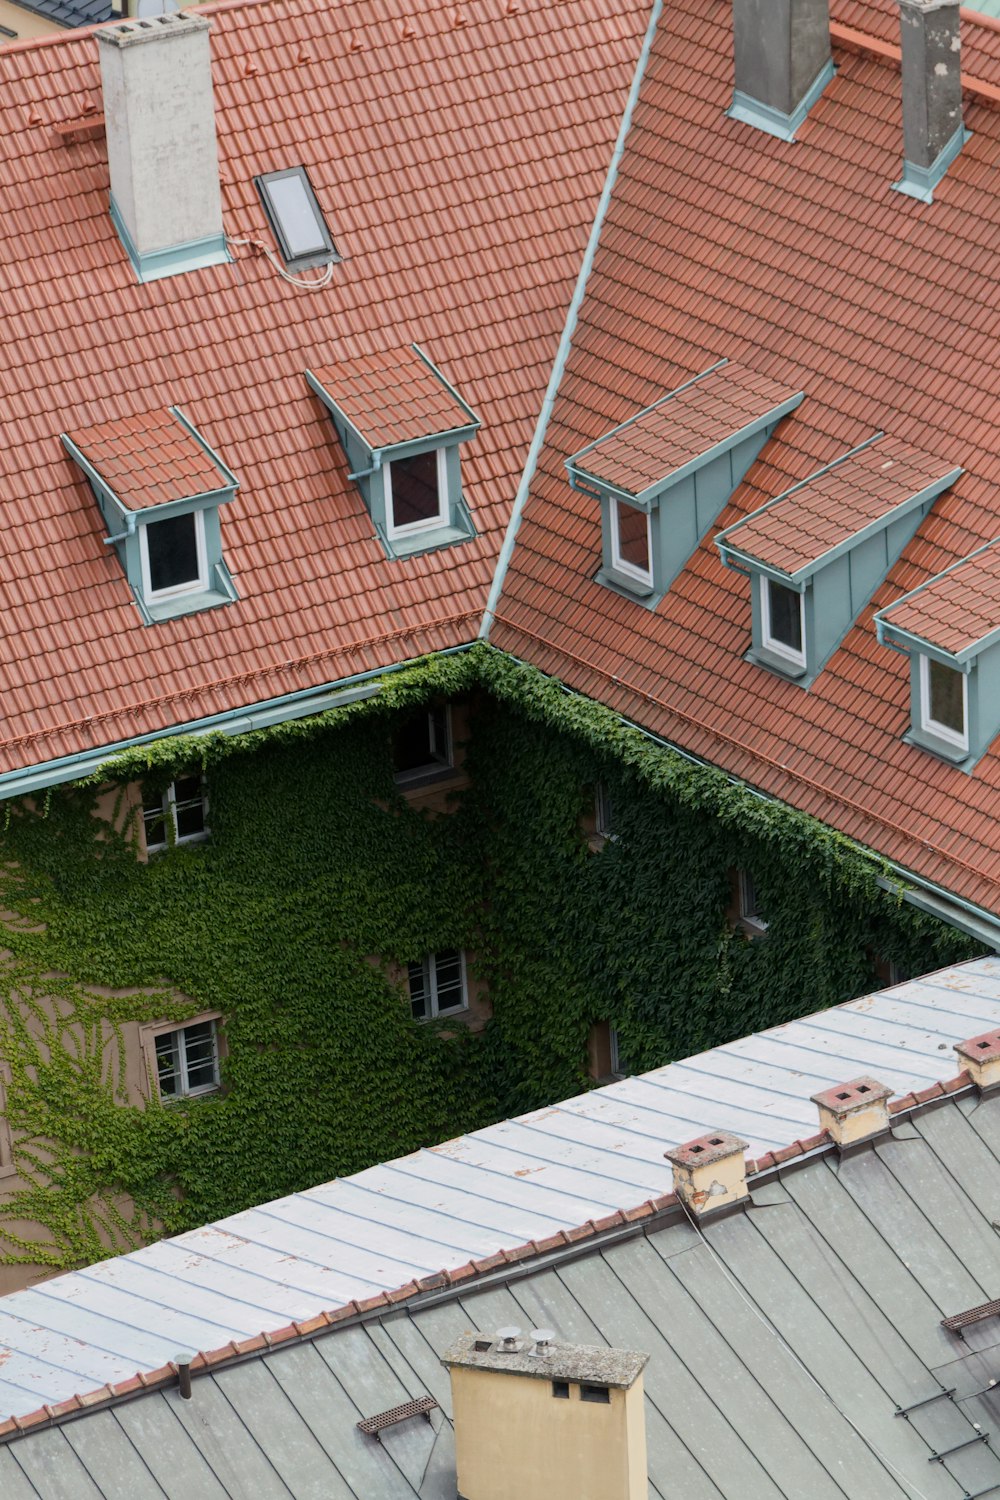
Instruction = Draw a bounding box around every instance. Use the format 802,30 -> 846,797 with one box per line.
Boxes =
480,0 -> 664,639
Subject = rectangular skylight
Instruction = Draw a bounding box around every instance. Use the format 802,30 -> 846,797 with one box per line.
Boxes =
254,166 -> 339,271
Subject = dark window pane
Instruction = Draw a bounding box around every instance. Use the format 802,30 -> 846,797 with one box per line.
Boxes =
767,581 -> 802,653
928,659 -> 964,735
434,951 -> 464,1012
146,513 -> 200,594
390,451 -> 441,529
581,1385 -> 611,1404
182,1021 -> 217,1090
408,961 -> 428,1020
614,502 -> 649,573
394,708 -> 450,775
155,1033 -> 180,1097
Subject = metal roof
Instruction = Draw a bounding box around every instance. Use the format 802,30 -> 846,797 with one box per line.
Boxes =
5,1084 -> 1000,1497
0,956 -> 997,1421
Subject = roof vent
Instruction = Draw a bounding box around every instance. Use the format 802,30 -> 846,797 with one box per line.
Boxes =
811,1077 -> 892,1146
729,0 -> 834,142
664,1130 -> 749,1216
96,15 -> 229,283
894,0 -> 968,202
496,1325 -> 522,1352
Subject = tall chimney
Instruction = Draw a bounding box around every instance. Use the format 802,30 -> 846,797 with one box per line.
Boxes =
729,0 -> 833,142
442,1330 -> 648,1500
97,15 -> 229,283
894,0 -> 967,201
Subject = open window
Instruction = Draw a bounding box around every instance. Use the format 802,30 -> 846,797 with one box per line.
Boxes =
146,1015 -> 222,1100
567,360 -> 803,607
62,406 -> 239,625
255,165 -> 340,272
142,776 -> 209,854
306,343 -> 479,559
393,704 -> 453,784
718,434 -> 960,686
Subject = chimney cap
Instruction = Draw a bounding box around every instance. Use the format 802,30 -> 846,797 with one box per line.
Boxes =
441,1332 -> 648,1388
663,1130 -> 748,1170
810,1077 -> 892,1117
96,13 -> 211,51
954,1029 -> 1000,1066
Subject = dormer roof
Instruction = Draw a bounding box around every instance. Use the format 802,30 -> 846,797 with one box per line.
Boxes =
307,344 -> 479,455
62,407 -> 236,512
877,541 -> 1000,663
717,436 -> 961,582
567,360 -> 802,505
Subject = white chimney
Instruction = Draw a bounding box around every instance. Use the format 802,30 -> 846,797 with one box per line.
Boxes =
811,1077 -> 892,1146
664,1130 -> 749,1216
97,14 -> 229,283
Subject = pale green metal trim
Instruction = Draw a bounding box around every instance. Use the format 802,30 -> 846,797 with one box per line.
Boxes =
481,0 -> 666,638
893,125 -> 970,204
110,195 -> 230,284
410,344 -> 482,431
170,406 -> 240,492
875,534 -> 1000,664
728,60 -> 835,143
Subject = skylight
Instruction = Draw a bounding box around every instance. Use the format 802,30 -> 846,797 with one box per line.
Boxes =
255,166 -> 339,271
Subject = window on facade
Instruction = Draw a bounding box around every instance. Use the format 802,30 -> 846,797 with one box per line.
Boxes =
393,705 -> 452,781
580,1385 -> 611,1404
610,501 -> 653,587
761,578 -> 805,667
919,655 -> 968,752
255,166 -> 339,271
141,510 -> 207,599
552,1381 -> 570,1399
738,870 -> 767,933
154,1018 -> 220,1099
385,449 -> 448,538
408,950 -> 466,1020
142,776 -> 209,853
595,782 -> 614,839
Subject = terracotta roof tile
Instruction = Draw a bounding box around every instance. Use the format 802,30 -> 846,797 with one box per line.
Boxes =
64,407 -> 228,511
720,435 -> 959,578
309,344 -> 474,451
879,540 -> 1000,657
493,0 -> 1000,916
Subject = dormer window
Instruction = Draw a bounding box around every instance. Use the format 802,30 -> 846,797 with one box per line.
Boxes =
874,540 -> 1000,769
307,344 -> 480,559
567,360 -> 803,608
719,435 -> 961,686
760,578 -> 805,670
62,406 -> 239,626
255,166 -> 340,273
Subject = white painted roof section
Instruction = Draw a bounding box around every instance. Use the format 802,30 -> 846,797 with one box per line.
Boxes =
0,955 -> 996,1418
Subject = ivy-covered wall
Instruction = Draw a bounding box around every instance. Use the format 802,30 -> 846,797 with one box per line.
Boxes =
0,645 -> 982,1273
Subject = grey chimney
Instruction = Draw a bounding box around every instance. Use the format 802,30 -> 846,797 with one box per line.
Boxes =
894,0 -> 967,202
97,15 -> 229,283
729,0 -> 833,141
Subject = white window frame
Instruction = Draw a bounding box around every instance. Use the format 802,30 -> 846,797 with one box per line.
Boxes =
738,869 -> 768,933
385,448 -> 449,540
609,500 -> 653,587
142,777 -> 209,854
146,1015 -> 222,1102
760,576 -> 806,670
139,508 -> 209,601
919,653 -> 969,754
408,950 -> 468,1020
393,704 -> 453,783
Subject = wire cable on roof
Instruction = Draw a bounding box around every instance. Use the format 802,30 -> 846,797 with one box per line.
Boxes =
675,1194 -> 937,1500
225,234 -> 335,290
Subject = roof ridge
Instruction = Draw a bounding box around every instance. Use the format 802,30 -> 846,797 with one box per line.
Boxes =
830,17 -> 1000,108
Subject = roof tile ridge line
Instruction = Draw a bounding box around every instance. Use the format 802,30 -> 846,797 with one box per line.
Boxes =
478,0 -> 665,641
490,615 -> 1000,899
0,612 -> 481,758
830,18 -> 1000,106
565,358 -> 730,471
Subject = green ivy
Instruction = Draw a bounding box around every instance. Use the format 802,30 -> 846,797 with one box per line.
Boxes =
0,644 -> 981,1270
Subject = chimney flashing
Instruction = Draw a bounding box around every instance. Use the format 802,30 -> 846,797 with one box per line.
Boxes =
729,0 -> 834,142
729,58 -> 834,143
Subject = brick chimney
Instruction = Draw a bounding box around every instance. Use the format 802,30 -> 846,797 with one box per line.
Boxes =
894,0 -> 967,202
97,15 -> 229,283
664,1130 -> 749,1216
954,1028 -> 1000,1092
443,1330 -> 648,1500
811,1077 -> 892,1146
729,0 -> 834,141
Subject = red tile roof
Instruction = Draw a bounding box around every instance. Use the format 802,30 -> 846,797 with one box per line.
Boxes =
492,0 -> 1000,916
309,344 -> 476,451
720,435 -> 958,579
64,407 -> 229,511
572,360 -> 800,498
879,540 -> 1000,657
0,0 -> 648,772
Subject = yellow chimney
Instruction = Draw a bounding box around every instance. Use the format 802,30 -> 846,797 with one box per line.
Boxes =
442,1328 -> 648,1500
811,1077 -> 892,1146
954,1028 -> 1000,1092
663,1129 -> 749,1215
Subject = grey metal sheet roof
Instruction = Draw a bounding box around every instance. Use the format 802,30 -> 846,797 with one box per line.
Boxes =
0,956 -> 997,1422
7,1090 -> 1000,1497
6,0 -> 111,28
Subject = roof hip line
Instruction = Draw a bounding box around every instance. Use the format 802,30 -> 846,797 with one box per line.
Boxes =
479,0 -> 664,640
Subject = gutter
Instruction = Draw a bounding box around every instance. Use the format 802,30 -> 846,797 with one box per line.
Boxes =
479,0 -> 664,639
